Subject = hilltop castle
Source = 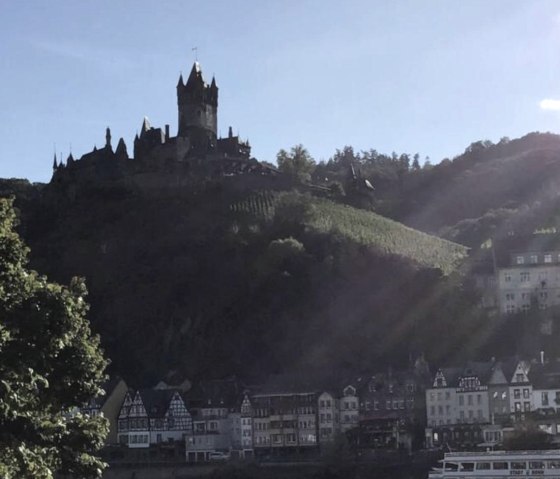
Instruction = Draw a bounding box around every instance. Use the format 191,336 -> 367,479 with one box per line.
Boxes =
51,62 -> 277,187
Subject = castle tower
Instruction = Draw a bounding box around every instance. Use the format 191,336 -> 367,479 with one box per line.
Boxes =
177,62 -> 218,152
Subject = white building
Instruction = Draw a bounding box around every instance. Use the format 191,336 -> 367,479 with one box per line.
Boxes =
339,385 -> 359,432
497,250 -> 560,315
318,391 -> 339,444
508,360 -> 533,415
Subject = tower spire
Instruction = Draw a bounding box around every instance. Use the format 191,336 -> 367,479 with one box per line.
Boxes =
52,152 -> 58,170
105,127 -> 112,149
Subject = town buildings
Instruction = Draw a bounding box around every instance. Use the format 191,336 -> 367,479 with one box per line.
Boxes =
108,354 -> 560,461
112,366 -> 428,461
425,356 -> 560,450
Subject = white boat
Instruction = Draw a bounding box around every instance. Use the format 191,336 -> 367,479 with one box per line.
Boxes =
428,450 -> 560,478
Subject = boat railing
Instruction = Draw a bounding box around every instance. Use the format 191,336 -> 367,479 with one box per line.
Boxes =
445,450 -> 560,457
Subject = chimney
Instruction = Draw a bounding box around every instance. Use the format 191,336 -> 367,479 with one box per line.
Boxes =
165,124 -> 170,141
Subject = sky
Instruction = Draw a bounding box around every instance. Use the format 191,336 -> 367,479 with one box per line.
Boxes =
1,0 -> 560,182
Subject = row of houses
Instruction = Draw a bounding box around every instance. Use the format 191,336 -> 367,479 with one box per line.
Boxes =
85,355 -> 560,461
425,356 -> 560,450
86,358 -> 432,461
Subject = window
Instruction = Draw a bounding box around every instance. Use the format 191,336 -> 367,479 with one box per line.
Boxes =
545,254 -> 552,263
520,272 -> 530,282
540,292 -> 548,299
506,304 -> 516,314
504,273 -> 512,282
515,402 -> 521,412
477,394 -> 482,405
476,462 -> 491,470
386,400 -> 391,410
445,391 -> 450,400
505,293 -> 515,301
460,410 -> 465,420
467,395 -> 473,406
493,462 -> 508,470
459,396 -> 464,406
477,409 -> 483,419
530,461 -> 545,469
523,388 -> 530,399
511,462 -> 527,470
530,255 -> 538,264
524,401 -> 531,411
516,256 -> 525,265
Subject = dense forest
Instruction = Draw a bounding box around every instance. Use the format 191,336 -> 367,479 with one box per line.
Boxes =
4,132 -> 560,386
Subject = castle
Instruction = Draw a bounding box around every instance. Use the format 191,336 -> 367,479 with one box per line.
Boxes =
51,62 -> 277,186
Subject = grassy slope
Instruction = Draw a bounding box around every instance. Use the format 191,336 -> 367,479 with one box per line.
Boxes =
233,191 -> 468,274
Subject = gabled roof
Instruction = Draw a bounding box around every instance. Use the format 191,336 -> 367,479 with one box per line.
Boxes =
86,377 -> 126,409
138,389 -> 177,418
461,361 -> 495,384
185,377 -> 241,408
529,361 -> 560,390
436,367 -> 463,387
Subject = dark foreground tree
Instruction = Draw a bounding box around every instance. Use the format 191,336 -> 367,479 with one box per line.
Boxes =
0,198 -> 108,478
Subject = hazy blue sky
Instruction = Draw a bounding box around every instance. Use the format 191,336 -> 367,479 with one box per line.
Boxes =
1,0 -> 560,182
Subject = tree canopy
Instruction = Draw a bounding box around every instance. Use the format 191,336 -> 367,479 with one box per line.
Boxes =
0,198 -> 108,478
276,144 -> 316,182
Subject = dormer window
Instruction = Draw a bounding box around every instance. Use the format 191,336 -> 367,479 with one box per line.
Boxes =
516,256 -> 525,265
530,255 -> 538,264
545,254 -> 552,263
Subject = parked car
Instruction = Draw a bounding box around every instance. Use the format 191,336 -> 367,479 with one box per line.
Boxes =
209,451 -> 230,462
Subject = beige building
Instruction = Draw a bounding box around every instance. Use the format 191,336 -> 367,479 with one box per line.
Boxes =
498,251 -> 560,315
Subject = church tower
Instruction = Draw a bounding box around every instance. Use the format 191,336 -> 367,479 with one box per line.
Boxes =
177,62 -> 218,152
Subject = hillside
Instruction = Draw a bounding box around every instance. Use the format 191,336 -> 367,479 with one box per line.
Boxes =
232,191 -> 466,273
1,180 -> 481,386
315,133 -> 560,248
5,132 -> 560,385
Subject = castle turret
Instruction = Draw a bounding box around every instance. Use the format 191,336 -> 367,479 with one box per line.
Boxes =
105,127 -> 112,151
115,137 -> 128,160
177,62 -> 218,152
